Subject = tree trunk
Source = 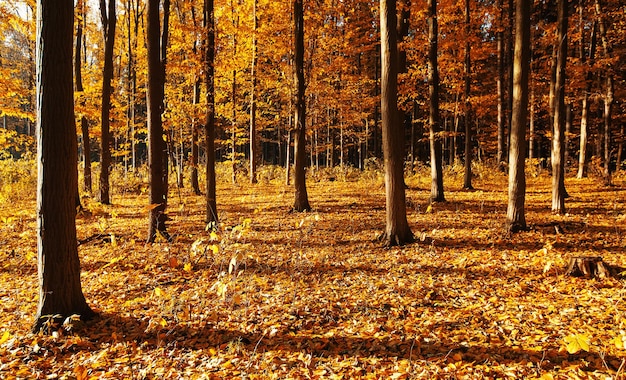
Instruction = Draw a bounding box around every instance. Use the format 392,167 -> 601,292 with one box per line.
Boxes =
427,0 -> 445,202
462,0 -> 473,190
147,0 -> 169,242
34,0 -> 95,332
577,21 -> 596,179
505,0 -> 531,233
379,0 -> 413,246
293,0 -> 311,212
191,78 -> 201,195
595,0 -> 613,185
81,117 -> 91,194
496,0 -> 506,168
74,2 -> 91,195
249,0 -> 258,184
551,0 -> 568,215
98,0 -> 116,205
204,0 -> 218,226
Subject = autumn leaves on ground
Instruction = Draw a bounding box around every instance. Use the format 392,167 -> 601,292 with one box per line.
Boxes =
2,162 -> 626,379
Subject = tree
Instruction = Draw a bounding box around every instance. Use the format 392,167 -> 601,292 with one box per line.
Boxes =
496,0 -> 506,169
292,0 -> 311,212
505,0 -> 531,233
75,0 -> 91,195
379,0 -> 413,246
249,0 -> 258,184
34,0 -> 95,332
427,0 -> 445,202
551,0 -> 568,214
205,0 -> 218,225
576,16 -> 597,179
147,0 -> 169,242
98,0 -> 116,205
462,0 -> 473,190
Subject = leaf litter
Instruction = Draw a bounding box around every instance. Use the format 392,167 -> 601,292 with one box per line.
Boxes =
1,169 -> 626,378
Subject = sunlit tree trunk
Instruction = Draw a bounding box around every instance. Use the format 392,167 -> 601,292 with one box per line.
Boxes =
249,0 -> 258,184
577,18 -> 597,179
595,0 -> 613,185
147,0 -> 169,242
204,0 -> 218,225
427,0 -> 444,202
506,0 -> 531,233
293,0 -> 311,211
98,0 -> 116,205
551,0 -> 568,214
496,0 -> 506,168
379,0 -> 413,246
34,0 -> 95,332
191,78 -> 201,194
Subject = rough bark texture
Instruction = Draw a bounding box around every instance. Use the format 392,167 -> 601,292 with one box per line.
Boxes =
427,0 -> 445,203
566,256 -> 617,279
204,0 -> 218,225
147,0 -> 169,242
34,0 -> 94,332
293,0 -> 311,212
249,0 -> 258,184
577,22 -> 596,179
551,0 -> 568,214
98,0 -> 116,205
505,0 -> 531,233
379,0 -> 413,246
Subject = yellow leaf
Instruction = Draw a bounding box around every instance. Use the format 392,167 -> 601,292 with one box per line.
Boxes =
209,231 -> 219,241
154,287 -> 164,297
564,333 -> 590,354
426,204 -> 433,213
184,263 -> 192,272
0,331 -> 10,345
110,233 -> 117,247
209,244 -> 219,254
159,317 -> 167,327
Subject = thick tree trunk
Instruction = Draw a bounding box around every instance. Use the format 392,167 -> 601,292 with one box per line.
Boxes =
379,0 -> 413,246
427,0 -> 445,202
34,0 -> 94,332
98,0 -> 116,205
293,0 -> 311,212
505,0 -> 531,233
551,0 -> 568,214
147,0 -> 169,242
204,0 -> 218,225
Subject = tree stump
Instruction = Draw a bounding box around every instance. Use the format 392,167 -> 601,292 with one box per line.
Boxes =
565,256 -> 614,278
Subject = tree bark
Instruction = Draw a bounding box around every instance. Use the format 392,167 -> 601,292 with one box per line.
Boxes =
577,21 -> 597,179
147,0 -> 169,242
427,0 -> 445,202
75,1 -> 91,194
34,0 -> 94,332
191,78 -> 201,195
249,0 -> 258,184
293,0 -> 311,211
496,0 -> 506,168
204,0 -> 218,225
551,0 -> 568,214
98,0 -> 116,205
379,0 -> 413,246
505,0 -> 531,233
462,0 -> 473,190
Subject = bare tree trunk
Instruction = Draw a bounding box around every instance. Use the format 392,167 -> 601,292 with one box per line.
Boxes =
98,0 -> 116,205
505,0 -> 531,233
379,0 -> 413,246
147,0 -> 169,242
292,0 -> 311,211
75,1 -> 91,195
462,0 -> 473,190
577,21 -> 596,179
427,0 -> 445,202
595,0 -> 614,185
204,0 -> 218,225
249,0 -> 258,184
191,78 -> 201,194
34,0 -> 95,332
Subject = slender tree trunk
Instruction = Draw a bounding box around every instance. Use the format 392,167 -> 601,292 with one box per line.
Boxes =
285,129 -> 292,185
595,0 -> 613,185
379,0 -> 413,246
249,0 -> 258,184
191,78 -> 201,194
551,0 -> 568,214
427,0 -> 445,202
98,0 -> 116,205
161,0 -> 171,204
75,1 -> 91,194
34,0 -> 95,332
462,0 -> 473,190
293,0 -> 311,211
147,0 -> 169,242
506,0 -> 531,233
204,0 -> 218,225
577,20 -> 597,179
496,0 -> 505,168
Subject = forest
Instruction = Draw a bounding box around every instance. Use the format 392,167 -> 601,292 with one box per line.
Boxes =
1,0 -> 626,377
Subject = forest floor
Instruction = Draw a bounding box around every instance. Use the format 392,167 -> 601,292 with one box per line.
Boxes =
2,163 -> 626,379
